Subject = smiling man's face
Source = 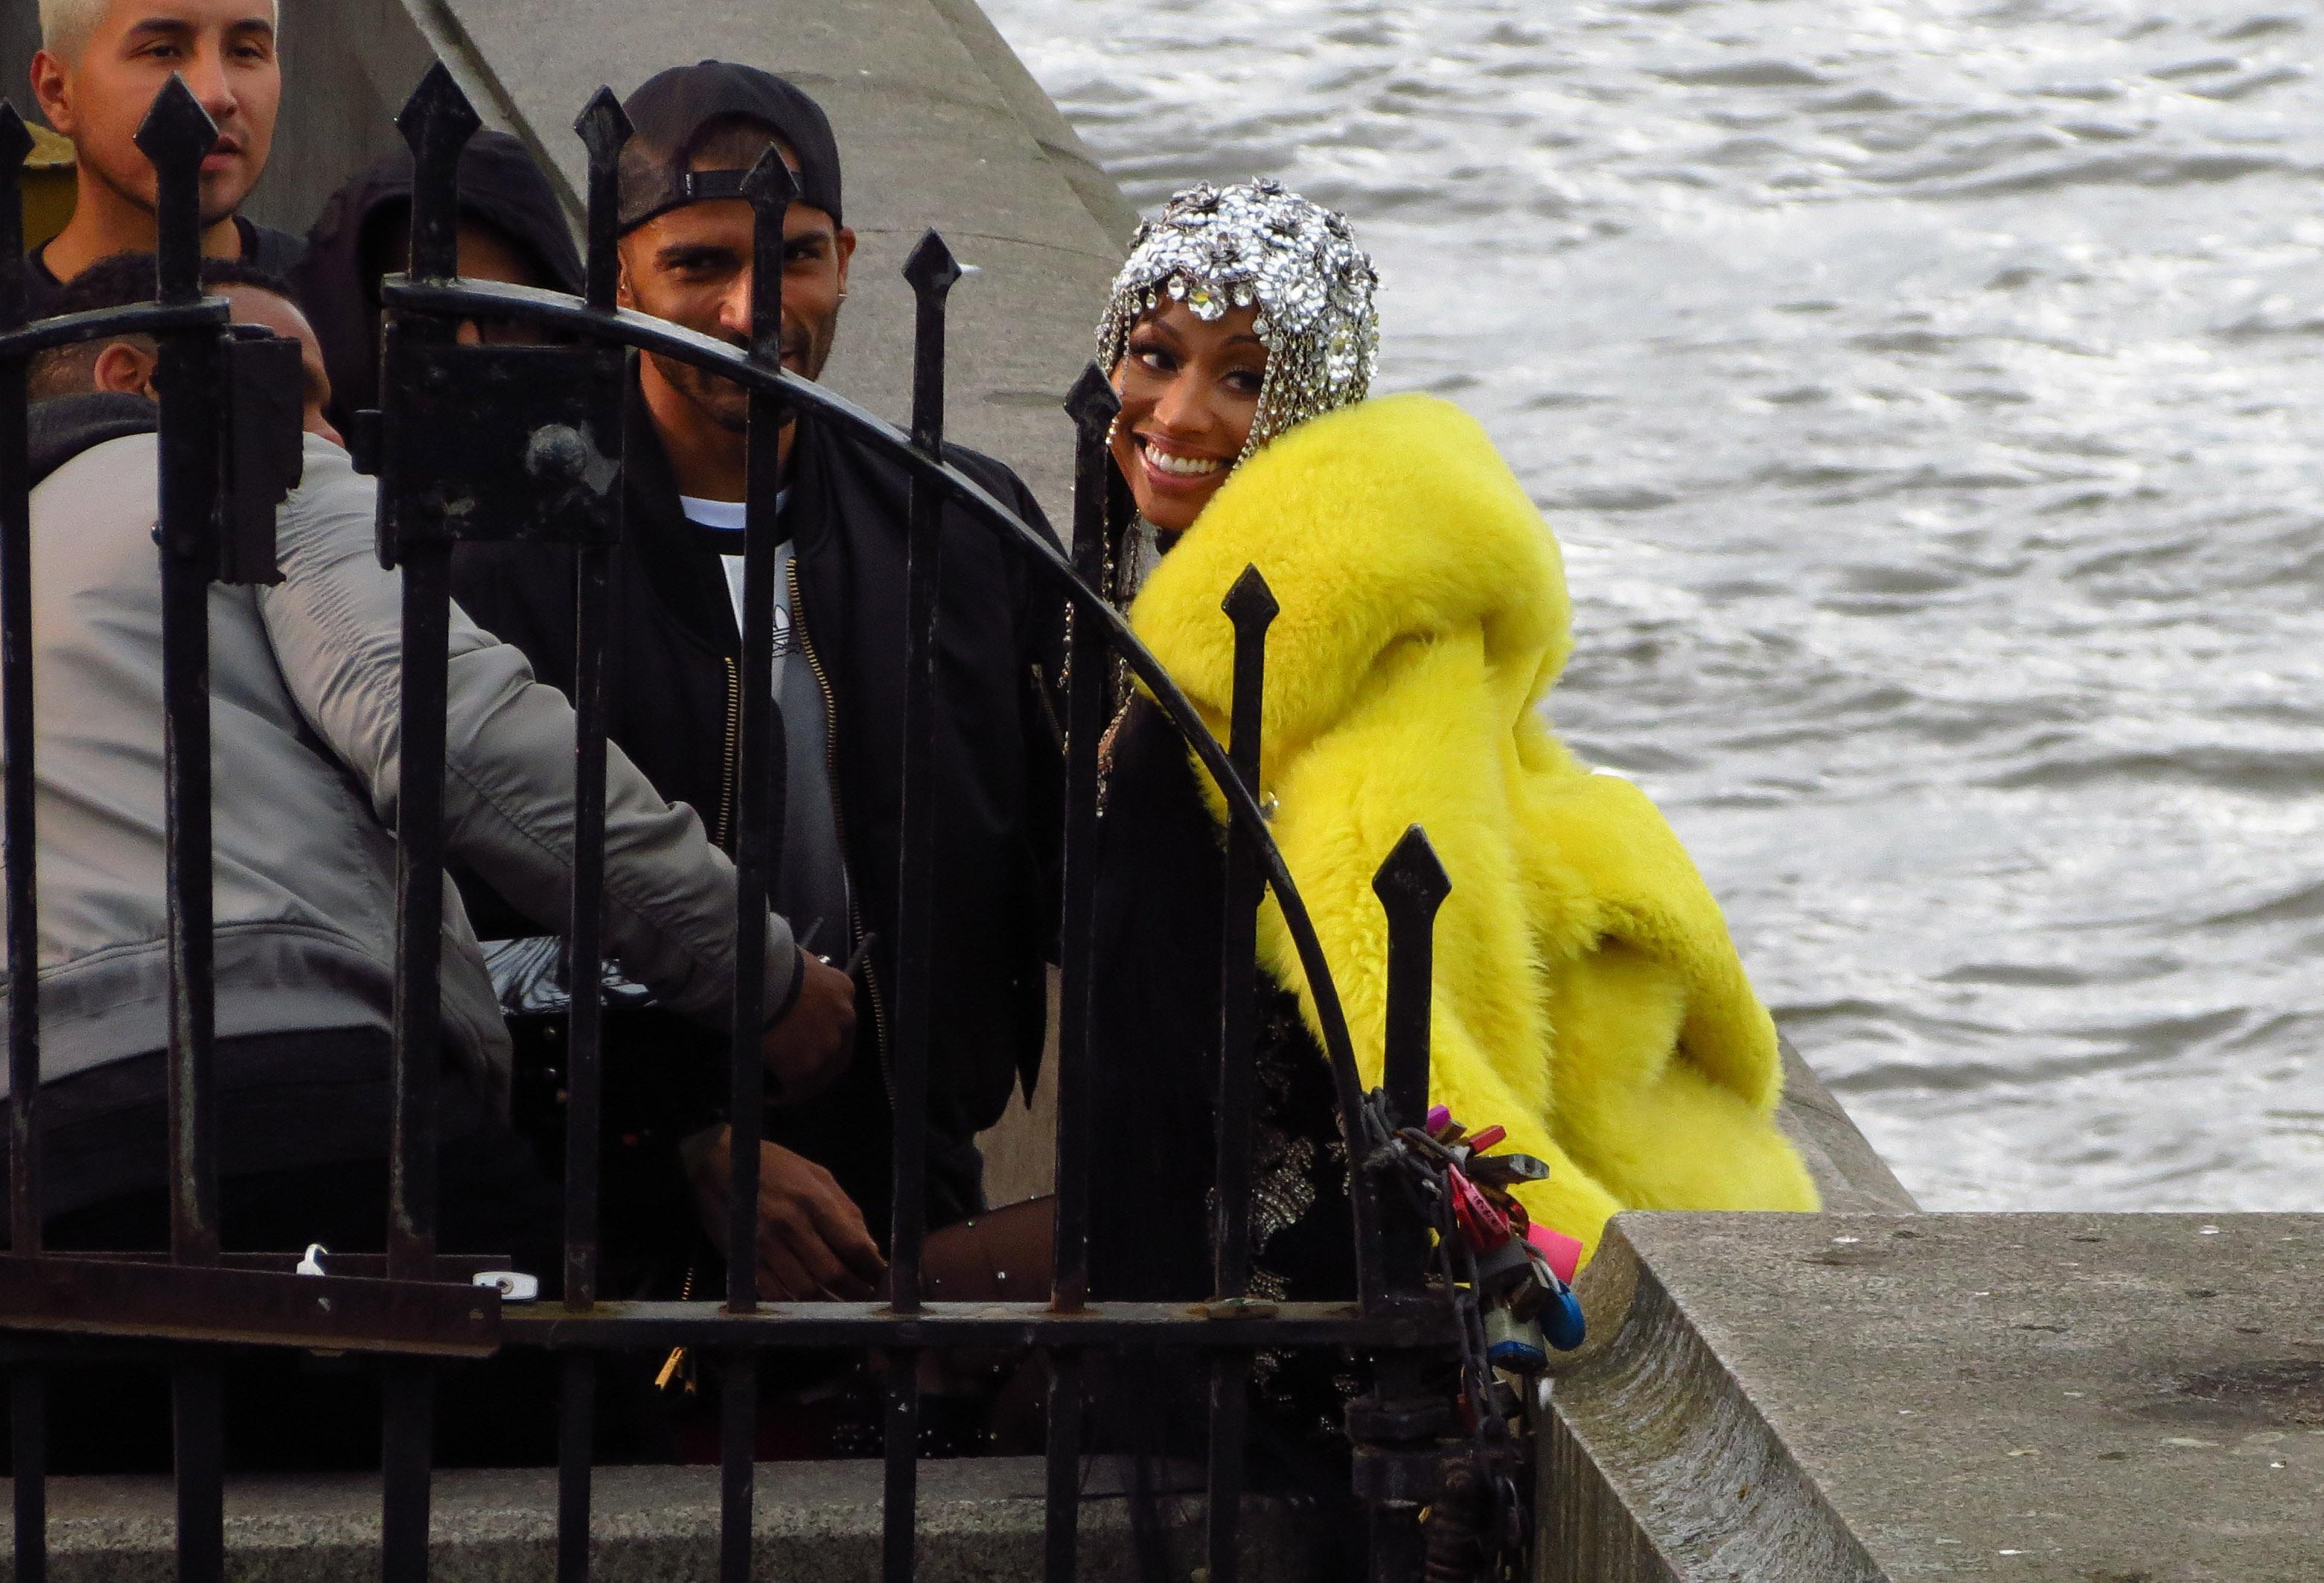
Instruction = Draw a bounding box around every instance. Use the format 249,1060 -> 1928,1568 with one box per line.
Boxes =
33,1 -> 281,227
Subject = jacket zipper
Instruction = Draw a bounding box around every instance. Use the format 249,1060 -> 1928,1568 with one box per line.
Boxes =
712,656 -> 741,854
786,557 -> 894,1103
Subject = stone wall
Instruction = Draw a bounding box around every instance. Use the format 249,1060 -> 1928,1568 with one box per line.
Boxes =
1544,1212 -> 2323,1581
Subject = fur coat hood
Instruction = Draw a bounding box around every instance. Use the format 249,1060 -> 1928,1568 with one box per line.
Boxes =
1130,392 -> 1819,1260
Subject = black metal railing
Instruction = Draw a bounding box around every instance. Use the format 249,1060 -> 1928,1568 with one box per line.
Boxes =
0,65 -> 1507,1583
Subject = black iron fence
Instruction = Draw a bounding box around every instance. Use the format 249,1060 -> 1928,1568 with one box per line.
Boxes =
0,66 -> 1530,1583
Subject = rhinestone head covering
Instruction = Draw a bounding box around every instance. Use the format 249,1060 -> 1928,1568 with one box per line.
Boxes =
1096,178 -> 1380,463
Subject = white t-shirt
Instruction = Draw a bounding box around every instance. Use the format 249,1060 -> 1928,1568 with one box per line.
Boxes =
677,491 -> 851,955
682,494 -> 794,695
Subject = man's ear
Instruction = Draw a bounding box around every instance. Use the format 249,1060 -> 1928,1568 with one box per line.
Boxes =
614,242 -> 636,310
30,50 -> 75,137
92,341 -> 162,401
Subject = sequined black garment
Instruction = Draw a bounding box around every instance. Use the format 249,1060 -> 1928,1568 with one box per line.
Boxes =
1088,696 -> 1362,1453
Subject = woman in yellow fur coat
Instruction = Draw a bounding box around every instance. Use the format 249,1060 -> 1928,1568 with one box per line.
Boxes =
1085,182 -> 1816,1351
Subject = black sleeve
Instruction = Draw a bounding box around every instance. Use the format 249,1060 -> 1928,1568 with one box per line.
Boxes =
996,468 -> 1070,964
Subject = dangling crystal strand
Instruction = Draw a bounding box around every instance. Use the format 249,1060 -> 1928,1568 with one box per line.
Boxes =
1093,176 -> 1381,444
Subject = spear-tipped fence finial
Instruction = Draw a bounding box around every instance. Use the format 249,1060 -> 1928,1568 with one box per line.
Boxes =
1064,362 -> 1120,445
902,231 -> 960,456
902,230 -> 963,297
1373,826 -> 1452,1131
740,147 -> 796,371
395,64 -> 482,283
133,77 -> 218,305
1222,563 -> 1280,635
573,87 -> 632,312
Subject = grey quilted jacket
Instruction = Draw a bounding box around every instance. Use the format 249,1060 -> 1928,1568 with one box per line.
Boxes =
1,420 -> 795,1103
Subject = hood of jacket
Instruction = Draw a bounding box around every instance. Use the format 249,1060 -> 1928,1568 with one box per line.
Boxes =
295,131 -> 585,435
28,393 -> 159,488
1132,392 -> 1574,790
1129,393 -> 1815,1259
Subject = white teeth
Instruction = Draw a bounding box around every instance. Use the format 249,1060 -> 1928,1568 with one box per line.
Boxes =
1144,444 -> 1224,477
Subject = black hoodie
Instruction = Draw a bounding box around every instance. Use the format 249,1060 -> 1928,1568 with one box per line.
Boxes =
293,131 -> 584,437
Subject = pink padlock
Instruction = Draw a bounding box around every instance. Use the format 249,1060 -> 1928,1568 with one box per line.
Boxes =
1448,1167 -> 1512,1250
1526,1220 -> 1583,1285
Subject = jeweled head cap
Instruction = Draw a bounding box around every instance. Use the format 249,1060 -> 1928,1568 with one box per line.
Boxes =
1096,178 -> 1380,462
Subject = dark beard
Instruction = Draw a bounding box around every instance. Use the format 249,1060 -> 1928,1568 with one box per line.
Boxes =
649,306 -> 840,436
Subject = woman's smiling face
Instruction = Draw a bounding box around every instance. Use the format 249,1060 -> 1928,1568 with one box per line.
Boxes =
1109,301 -> 1267,535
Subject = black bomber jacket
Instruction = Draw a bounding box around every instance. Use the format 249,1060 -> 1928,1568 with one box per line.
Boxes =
450,381 -> 1066,1233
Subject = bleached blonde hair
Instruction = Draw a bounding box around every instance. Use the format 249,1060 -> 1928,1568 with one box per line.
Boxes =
39,0 -> 281,61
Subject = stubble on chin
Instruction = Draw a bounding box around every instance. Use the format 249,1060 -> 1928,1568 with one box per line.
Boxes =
651,350 -> 752,436
649,303 -> 842,436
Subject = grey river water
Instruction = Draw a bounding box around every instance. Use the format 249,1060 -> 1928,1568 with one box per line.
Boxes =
985,0 -> 2324,1211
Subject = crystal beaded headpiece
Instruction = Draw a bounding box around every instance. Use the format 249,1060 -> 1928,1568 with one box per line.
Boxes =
1096,178 -> 1380,462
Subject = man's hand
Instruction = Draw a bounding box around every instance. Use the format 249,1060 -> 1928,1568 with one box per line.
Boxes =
761,948 -> 856,1099
689,1128 -> 887,1301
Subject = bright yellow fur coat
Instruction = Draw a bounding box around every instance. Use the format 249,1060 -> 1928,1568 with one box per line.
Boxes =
1128,392 -> 1819,1264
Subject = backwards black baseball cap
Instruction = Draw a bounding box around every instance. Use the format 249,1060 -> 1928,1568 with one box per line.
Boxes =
616,61 -> 843,234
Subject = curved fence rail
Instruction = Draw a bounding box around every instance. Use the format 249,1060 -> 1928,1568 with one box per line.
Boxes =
0,64 -> 1505,1583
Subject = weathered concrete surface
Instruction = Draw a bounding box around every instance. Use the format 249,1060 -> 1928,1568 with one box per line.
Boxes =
0,1456 -> 1312,1582
1542,1212 -> 2324,1582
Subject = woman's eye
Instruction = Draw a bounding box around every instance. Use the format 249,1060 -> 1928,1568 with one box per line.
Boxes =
1225,369 -> 1264,395
1134,345 -> 1177,373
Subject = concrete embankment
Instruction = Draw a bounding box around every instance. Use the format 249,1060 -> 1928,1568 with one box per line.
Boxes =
1545,1212 -> 2323,1582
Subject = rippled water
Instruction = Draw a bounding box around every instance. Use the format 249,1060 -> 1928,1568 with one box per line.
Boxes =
986,0 -> 2324,1211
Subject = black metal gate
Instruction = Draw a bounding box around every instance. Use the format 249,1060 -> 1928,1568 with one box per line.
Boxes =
0,66 -> 1532,1583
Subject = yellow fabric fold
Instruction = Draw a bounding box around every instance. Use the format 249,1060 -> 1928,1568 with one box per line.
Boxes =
1128,392 -> 1819,1264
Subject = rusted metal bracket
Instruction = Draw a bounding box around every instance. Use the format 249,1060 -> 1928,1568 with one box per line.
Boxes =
0,1254 -> 502,1357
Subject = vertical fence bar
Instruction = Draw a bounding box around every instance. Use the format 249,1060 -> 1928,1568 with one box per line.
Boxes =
1204,567 -> 1277,1583
133,77 -> 231,1583
718,144 -> 798,1583
0,100 -> 48,1583
1372,828 -> 1448,1214
1364,828 -> 1452,1583
884,229 -> 960,1583
889,231 -> 959,1310
555,87 -> 633,1583
1040,1351 -> 1083,1583
381,65 -> 481,1583
1042,368 -> 1117,1583
1050,366 -> 1117,1316
1210,569 -> 1276,1299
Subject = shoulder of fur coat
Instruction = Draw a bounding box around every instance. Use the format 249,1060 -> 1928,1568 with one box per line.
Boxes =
1128,394 -> 1819,1261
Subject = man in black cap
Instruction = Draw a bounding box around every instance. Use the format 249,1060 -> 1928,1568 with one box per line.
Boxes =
450,63 -> 1064,1310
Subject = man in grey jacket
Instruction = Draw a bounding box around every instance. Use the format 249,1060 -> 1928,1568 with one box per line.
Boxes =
5,258 -> 864,1468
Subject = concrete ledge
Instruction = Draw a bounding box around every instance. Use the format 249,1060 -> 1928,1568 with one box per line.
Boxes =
1543,1212 -> 2324,1582
0,1456 -> 1315,1582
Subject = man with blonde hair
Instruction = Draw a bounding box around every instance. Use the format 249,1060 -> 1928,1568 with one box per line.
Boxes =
19,0 -> 298,317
